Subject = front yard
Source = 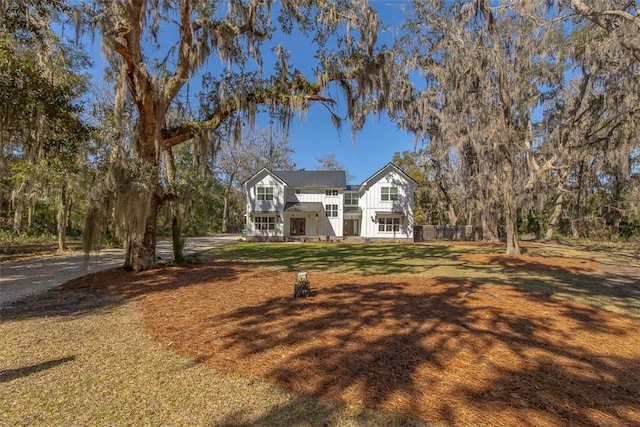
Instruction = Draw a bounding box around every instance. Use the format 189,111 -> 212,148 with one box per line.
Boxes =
2,242 -> 639,426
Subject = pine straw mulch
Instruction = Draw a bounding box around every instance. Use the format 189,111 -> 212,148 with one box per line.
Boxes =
459,253 -> 602,274
60,256 -> 640,427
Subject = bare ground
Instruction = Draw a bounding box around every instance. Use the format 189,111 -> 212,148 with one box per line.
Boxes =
33,254 -> 640,427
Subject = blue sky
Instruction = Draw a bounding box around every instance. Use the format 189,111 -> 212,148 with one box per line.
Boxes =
81,1 -> 419,183
286,106 -> 418,183
273,1 -> 419,182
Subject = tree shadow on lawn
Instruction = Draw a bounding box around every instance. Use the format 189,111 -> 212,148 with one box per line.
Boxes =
147,270 -> 640,426
6,254 -> 639,425
0,260 -> 241,321
0,356 -> 76,383
455,254 -> 640,318
215,394 -> 424,427
220,243 -> 471,276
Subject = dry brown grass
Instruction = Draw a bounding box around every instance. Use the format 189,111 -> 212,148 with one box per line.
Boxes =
1,288 -> 412,426
3,242 -> 640,426
50,255 -> 640,427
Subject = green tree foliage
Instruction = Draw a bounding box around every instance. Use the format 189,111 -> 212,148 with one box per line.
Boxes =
4,0 -> 639,255
396,0 -> 566,253
391,0 -> 640,247
0,0 -> 91,251
75,0 -> 393,270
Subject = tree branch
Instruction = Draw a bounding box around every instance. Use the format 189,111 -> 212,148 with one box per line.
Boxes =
163,0 -> 193,104
161,82 -> 336,151
568,0 -> 640,30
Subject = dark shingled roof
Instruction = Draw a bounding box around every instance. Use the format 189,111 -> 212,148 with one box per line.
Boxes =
375,210 -> 405,216
273,170 -> 346,188
284,202 -> 325,212
344,206 -> 362,214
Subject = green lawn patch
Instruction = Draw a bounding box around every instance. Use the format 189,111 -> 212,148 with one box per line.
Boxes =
212,241 -> 640,318
214,242 -> 488,276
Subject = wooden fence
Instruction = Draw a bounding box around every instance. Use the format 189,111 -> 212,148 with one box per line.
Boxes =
413,225 -> 483,242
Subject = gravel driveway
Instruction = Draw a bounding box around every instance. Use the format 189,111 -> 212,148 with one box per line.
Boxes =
0,234 -> 239,306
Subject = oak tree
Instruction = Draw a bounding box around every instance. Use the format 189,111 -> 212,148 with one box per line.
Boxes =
75,0 -> 392,270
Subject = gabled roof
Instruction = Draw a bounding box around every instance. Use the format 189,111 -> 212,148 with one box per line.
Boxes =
242,168 -> 286,187
274,170 -> 346,188
360,163 -> 417,188
243,163 -> 414,190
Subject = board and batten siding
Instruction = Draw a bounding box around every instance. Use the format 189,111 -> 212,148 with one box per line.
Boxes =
244,164 -> 414,240
245,172 -> 285,237
283,188 -> 343,237
323,188 -> 343,237
360,169 -> 414,239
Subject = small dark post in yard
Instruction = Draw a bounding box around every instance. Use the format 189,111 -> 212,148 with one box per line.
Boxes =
294,272 -> 311,298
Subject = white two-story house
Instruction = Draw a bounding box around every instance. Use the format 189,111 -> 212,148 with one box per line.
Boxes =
242,163 -> 416,241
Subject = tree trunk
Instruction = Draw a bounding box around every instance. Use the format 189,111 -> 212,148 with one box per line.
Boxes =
572,161 -> 584,238
446,204 -> 458,225
123,102 -> 164,271
163,149 -> 182,262
56,180 -> 70,254
222,186 -> 230,233
503,158 -> 521,256
437,177 -> 458,224
124,190 -> 161,270
479,195 -> 500,243
171,204 -> 181,260
28,198 -> 33,227
12,202 -> 23,235
609,166 -> 624,237
504,203 -> 520,255
544,192 -> 564,241
480,209 -> 500,243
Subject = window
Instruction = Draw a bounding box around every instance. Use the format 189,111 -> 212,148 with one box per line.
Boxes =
325,189 -> 339,196
344,192 -> 359,206
325,204 -> 338,217
254,216 -> 275,230
378,217 -> 400,232
257,186 -> 274,201
295,189 -> 301,194
381,187 -> 398,201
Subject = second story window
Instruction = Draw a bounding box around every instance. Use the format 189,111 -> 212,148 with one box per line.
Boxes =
325,204 -> 338,217
257,186 -> 274,201
325,189 -> 339,196
344,192 -> 359,206
381,187 -> 398,202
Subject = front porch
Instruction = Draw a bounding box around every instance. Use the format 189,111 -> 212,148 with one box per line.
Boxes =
343,207 -> 362,237
283,202 -> 323,239
283,235 -> 366,243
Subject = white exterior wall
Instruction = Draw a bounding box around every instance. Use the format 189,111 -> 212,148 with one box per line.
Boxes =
360,169 -> 414,239
323,189 -> 343,237
244,164 -> 413,240
284,188 -> 321,236
245,172 -> 285,238
285,188 -> 323,203
283,188 -> 342,237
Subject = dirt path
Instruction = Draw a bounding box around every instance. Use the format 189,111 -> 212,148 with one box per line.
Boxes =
0,234 -> 239,306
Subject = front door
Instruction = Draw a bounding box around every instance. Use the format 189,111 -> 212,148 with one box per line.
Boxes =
290,218 -> 306,236
344,219 -> 360,236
